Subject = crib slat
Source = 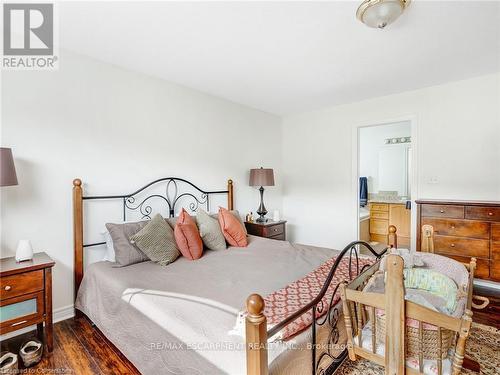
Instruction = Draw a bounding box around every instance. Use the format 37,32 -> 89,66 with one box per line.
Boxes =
437,327 -> 442,375
418,321 -> 424,373
371,306 -> 376,354
356,302 -> 363,346
350,302 -> 358,336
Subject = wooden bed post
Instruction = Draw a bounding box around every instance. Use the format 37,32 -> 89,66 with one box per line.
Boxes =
228,179 -> 234,210
73,179 -> 84,303
388,225 -> 397,248
384,254 -> 405,375
246,294 -> 268,375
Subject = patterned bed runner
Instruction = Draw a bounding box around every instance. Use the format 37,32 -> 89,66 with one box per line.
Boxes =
262,255 -> 374,340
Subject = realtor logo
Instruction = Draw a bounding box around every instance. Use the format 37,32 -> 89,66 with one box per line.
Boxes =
2,3 -> 58,69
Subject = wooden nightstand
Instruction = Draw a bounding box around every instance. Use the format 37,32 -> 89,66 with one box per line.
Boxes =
245,220 -> 287,241
0,252 -> 55,352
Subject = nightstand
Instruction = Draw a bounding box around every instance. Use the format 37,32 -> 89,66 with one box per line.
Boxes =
0,252 -> 55,352
245,220 -> 287,241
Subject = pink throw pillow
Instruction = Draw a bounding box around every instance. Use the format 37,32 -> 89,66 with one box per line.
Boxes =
174,209 -> 203,260
218,207 -> 248,247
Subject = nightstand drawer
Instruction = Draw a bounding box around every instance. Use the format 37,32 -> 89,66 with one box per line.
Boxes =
268,233 -> 286,241
0,291 -> 44,333
0,270 -> 44,299
263,224 -> 284,237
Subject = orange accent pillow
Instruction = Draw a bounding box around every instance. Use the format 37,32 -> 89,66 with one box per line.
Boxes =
218,207 -> 248,247
174,209 -> 203,260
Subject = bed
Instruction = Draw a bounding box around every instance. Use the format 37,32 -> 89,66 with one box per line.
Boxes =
72,177 -> 388,375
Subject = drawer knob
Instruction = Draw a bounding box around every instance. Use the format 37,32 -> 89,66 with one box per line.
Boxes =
451,243 -> 455,247
274,228 -> 278,232
488,212 -> 494,216
440,209 -> 445,213
450,226 -> 455,230
4,285 -> 11,291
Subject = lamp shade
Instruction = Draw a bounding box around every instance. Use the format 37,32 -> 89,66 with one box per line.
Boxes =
249,168 -> 274,187
0,148 -> 18,187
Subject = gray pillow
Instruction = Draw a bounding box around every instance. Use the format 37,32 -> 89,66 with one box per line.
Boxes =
196,209 -> 226,251
130,214 -> 180,266
106,220 -> 149,267
210,210 -> 248,235
231,210 -> 247,235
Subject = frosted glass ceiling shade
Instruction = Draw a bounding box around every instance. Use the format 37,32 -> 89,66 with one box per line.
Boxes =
357,0 -> 410,29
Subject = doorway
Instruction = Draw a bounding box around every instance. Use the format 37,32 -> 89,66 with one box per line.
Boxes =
357,120 -> 415,250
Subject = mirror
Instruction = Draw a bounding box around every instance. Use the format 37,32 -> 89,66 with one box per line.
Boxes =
359,121 -> 412,201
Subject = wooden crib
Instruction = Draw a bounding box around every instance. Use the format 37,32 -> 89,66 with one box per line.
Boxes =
339,251 -> 476,375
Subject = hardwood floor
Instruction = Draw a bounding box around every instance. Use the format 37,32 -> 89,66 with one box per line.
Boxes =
1,318 -> 139,375
1,287 -> 498,375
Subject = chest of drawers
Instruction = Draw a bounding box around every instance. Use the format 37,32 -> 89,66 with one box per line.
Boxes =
416,200 -> 500,281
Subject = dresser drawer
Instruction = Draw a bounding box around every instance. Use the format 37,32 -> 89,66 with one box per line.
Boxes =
435,254 -> 490,279
371,211 -> 389,220
370,219 -> 388,235
0,291 -> 44,333
263,224 -> 284,237
491,242 -> 500,281
492,223 -> 500,241
370,203 -> 389,212
421,218 -> 490,239
465,206 -> 500,222
421,204 -> 464,219
433,235 -> 489,258
0,270 -> 44,299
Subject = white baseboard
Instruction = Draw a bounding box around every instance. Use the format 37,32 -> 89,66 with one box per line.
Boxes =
0,304 -> 75,341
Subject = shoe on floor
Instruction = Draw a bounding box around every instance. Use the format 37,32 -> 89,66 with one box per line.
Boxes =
19,339 -> 43,367
0,351 -> 18,374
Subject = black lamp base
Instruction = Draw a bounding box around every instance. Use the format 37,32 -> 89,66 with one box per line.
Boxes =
256,215 -> 268,223
256,186 -> 268,222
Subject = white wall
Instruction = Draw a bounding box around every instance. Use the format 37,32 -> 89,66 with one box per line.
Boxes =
282,73 -> 500,248
359,121 -> 411,196
0,50 -> 283,314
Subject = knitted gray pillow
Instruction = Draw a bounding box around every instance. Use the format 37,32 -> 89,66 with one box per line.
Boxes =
106,220 -> 149,267
130,214 -> 180,266
196,209 -> 227,251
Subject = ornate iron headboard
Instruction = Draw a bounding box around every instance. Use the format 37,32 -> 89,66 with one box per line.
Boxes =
72,177 -> 234,301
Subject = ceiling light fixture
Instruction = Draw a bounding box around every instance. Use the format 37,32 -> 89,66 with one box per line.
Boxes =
357,0 -> 411,29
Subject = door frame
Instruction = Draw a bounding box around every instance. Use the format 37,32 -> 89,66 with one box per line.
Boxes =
352,115 -> 418,250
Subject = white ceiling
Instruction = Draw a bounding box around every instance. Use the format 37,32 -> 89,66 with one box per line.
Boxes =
60,1 -> 500,115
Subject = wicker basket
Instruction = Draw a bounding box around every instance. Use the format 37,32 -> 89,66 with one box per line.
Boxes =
375,313 -> 453,360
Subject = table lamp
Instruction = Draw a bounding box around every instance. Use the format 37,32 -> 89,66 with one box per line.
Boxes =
249,167 -> 274,222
